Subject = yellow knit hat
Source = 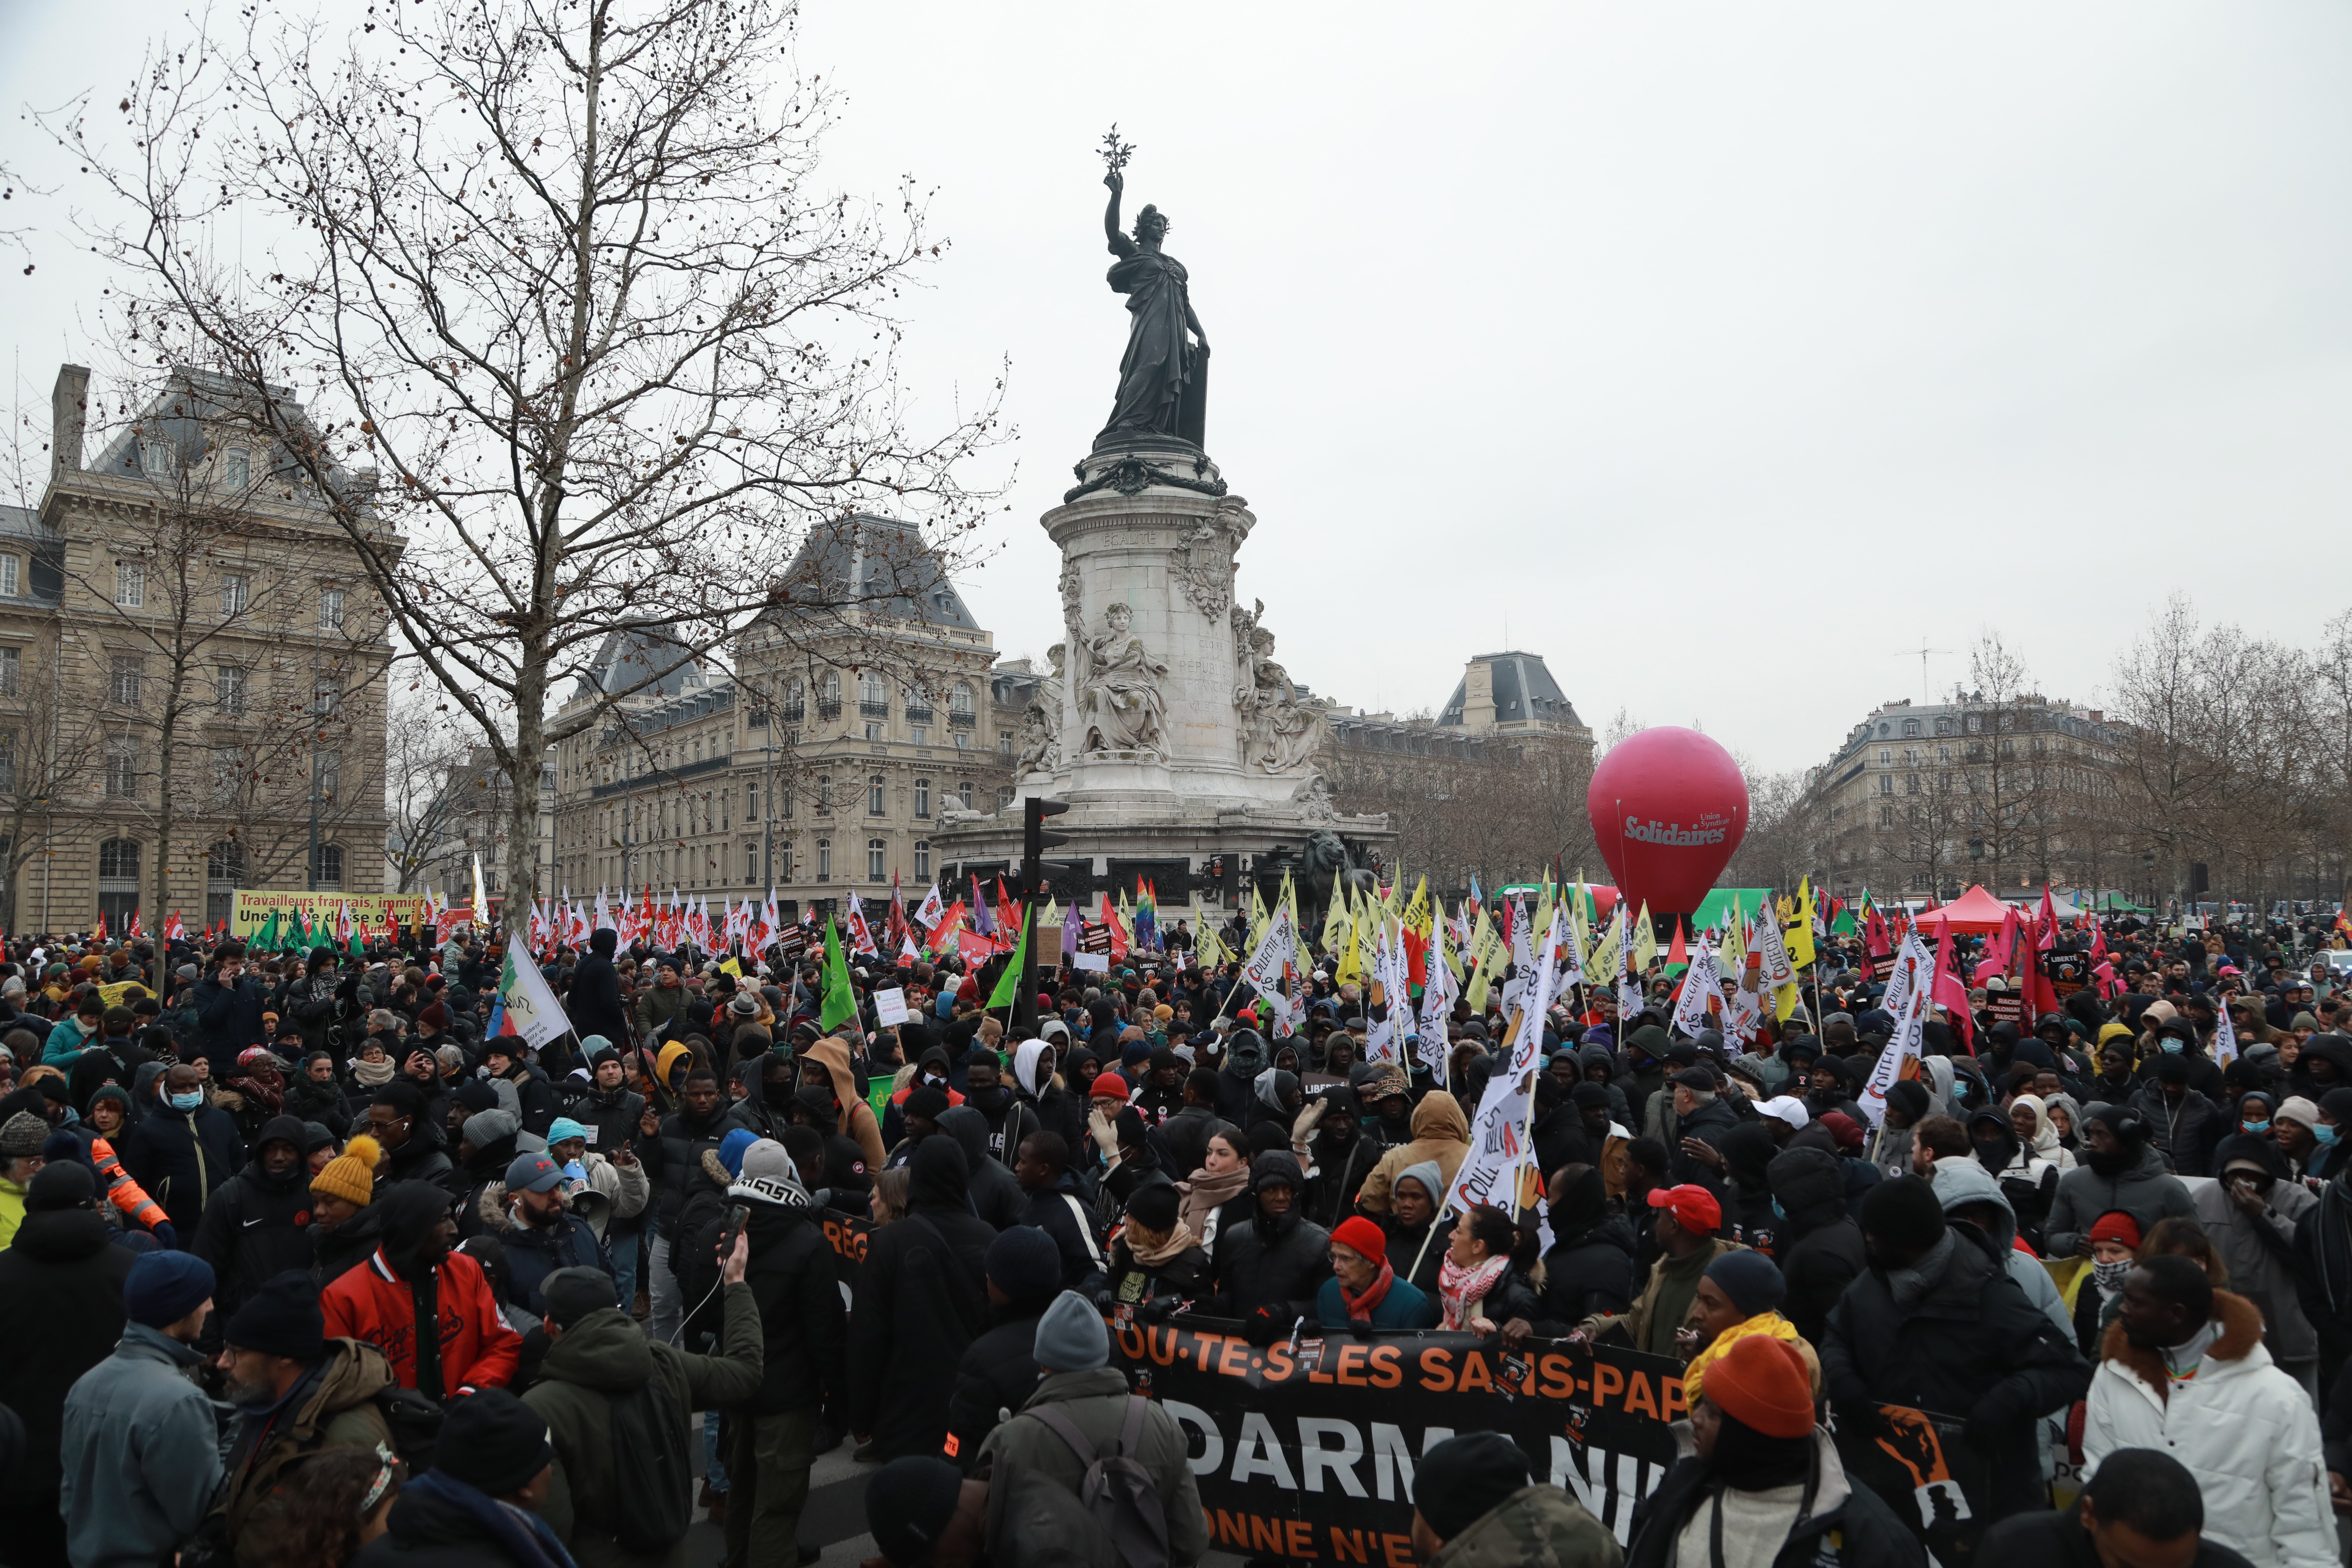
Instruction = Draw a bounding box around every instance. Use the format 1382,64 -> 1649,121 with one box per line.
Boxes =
310,1134 -> 380,1208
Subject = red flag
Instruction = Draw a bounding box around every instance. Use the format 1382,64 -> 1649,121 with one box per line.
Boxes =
1932,918 -> 1973,1051
1666,918 -> 1687,970
93,911 -> 107,941
1099,892 -> 1129,961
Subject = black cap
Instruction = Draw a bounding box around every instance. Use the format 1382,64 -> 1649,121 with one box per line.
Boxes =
433,1388 -> 552,1497
542,1267 -> 620,1328
1414,1432 -> 1531,1541
223,1270 -> 325,1361
866,1456 -> 966,1567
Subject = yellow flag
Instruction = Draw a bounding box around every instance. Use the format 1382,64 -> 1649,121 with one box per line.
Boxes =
1280,871 -> 1301,937
1785,877 -> 1817,970
719,957 -> 743,978
1464,906 -> 1498,1009
1335,910 -> 1366,987
1250,883 -> 1271,951
1631,902 -> 1658,971
1320,882 -> 1348,955
1403,875 -> 1430,934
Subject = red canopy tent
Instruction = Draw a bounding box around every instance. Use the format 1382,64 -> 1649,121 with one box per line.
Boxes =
1910,884 -> 2014,934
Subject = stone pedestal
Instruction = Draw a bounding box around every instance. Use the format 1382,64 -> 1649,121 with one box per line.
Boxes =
930,434 -> 1391,903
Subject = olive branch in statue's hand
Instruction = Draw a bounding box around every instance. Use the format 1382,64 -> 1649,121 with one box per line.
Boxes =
1100,124 -> 1135,185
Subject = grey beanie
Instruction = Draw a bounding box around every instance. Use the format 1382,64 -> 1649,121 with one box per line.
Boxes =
463,1107 -> 520,1148
1033,1289 -> 1110,1373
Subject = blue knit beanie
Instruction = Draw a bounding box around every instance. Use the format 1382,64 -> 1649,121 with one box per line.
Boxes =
124,1251 -> 215,1328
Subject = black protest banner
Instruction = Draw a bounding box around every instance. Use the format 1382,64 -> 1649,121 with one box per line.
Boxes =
1104,1318 -> 1686,1561
813,1215 -> 1994,1564
1831,1401 -> 1993,1566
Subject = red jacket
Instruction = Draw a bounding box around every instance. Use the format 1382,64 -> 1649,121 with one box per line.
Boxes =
319,1246 -> 522,1393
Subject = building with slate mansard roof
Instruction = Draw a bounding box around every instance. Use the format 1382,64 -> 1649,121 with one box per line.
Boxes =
548,515 -> 1013,921
0,364 -> 396,933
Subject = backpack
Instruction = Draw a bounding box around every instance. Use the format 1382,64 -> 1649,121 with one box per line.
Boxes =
374,1385 -> 445,1472
604,1379 -> 694,1554
1023,1396 -> 1171,1568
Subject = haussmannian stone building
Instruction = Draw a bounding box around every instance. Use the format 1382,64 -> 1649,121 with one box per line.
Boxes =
0,364 -> 396,933
547,515 -> 1017,922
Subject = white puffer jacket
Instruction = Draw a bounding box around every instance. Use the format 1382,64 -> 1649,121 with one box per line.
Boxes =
2081,1289 -> 2333,1568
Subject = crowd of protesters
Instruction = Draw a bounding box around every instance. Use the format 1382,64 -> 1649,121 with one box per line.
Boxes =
0,901 -> 2348,1568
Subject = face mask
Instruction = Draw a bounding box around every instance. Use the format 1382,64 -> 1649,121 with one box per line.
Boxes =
2319,1124 -> 2340,1148
2244,1120 -> 2271,1135
2092,1258 -> 2131,1293
1769,1197 -> 1786,1221
168,1090 -> 203,1111
920,1072 -> 945,1088
2160,1040 -> 2183,1054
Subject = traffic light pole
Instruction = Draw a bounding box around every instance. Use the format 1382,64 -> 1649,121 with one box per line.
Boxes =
1018,797 -> 1070,1037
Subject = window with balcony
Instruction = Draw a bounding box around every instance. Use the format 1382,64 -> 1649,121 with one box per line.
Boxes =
868,775 -> 886,816
904,686 -> 933,723
783,678 -> 805,723
859,671 -> 889,719
818,673 -> 841,720
816,775 -> 831,814
913,778 -> 930,818
949,684 -> 975,729
816,839 -> 831,882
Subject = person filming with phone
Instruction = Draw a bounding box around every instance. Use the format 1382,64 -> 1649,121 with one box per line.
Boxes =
681,1137 -> 845,1568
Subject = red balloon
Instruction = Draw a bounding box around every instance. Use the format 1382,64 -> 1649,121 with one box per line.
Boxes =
1586,727 -> 1749,917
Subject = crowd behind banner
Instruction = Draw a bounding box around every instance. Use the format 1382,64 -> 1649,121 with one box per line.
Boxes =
0,884 -> 2348,1568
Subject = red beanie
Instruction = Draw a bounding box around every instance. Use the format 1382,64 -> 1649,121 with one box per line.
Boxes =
1087,1072 -> 1129,1100
2087,1211 -> 2142,1249
1702,1335 -> 1815,1440
1331,1215 -> 1388,1266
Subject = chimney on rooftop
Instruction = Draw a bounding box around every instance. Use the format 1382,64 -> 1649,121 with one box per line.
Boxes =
52,364 -> 89,477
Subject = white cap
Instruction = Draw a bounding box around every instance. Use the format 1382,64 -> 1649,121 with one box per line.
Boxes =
1757,1095 -> 1811,1129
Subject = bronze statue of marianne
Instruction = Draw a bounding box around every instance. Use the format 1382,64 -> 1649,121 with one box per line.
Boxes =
1099,166 -> 1210,448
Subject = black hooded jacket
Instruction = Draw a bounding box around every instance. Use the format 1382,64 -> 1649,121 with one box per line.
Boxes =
0,1201 -> 132,1515
565,929 -> 631,1046
844,1138 -> 995,1460
1209,1152 -> 1331,1324
944,1289 -> 1053,1471
1765,1147 -> 1867,1348
1300,1086 -> 1381,1230
190,1114 -> 318,1322
1820,1221 -> 2090,1516
938,1104 -> 1028,1230
1540,1164 -> 1634,1322
682,1176 -> 842,1416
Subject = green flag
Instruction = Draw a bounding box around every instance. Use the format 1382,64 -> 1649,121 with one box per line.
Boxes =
819,917 -> 858,1032
254,908 -> 281,953
348,912 -> 365,960
986,911 -> 1029,1011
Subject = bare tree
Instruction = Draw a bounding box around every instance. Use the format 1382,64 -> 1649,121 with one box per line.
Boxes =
56,404 -> 385,925
383,684 -> 477,893
0,645 -> 110,933
55,0 -> 1005,915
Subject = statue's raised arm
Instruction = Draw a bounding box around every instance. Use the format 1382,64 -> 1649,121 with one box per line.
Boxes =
1104,169 -> 1135,258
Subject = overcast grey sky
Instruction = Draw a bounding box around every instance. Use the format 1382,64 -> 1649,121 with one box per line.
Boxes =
5,1 -> 2347,772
